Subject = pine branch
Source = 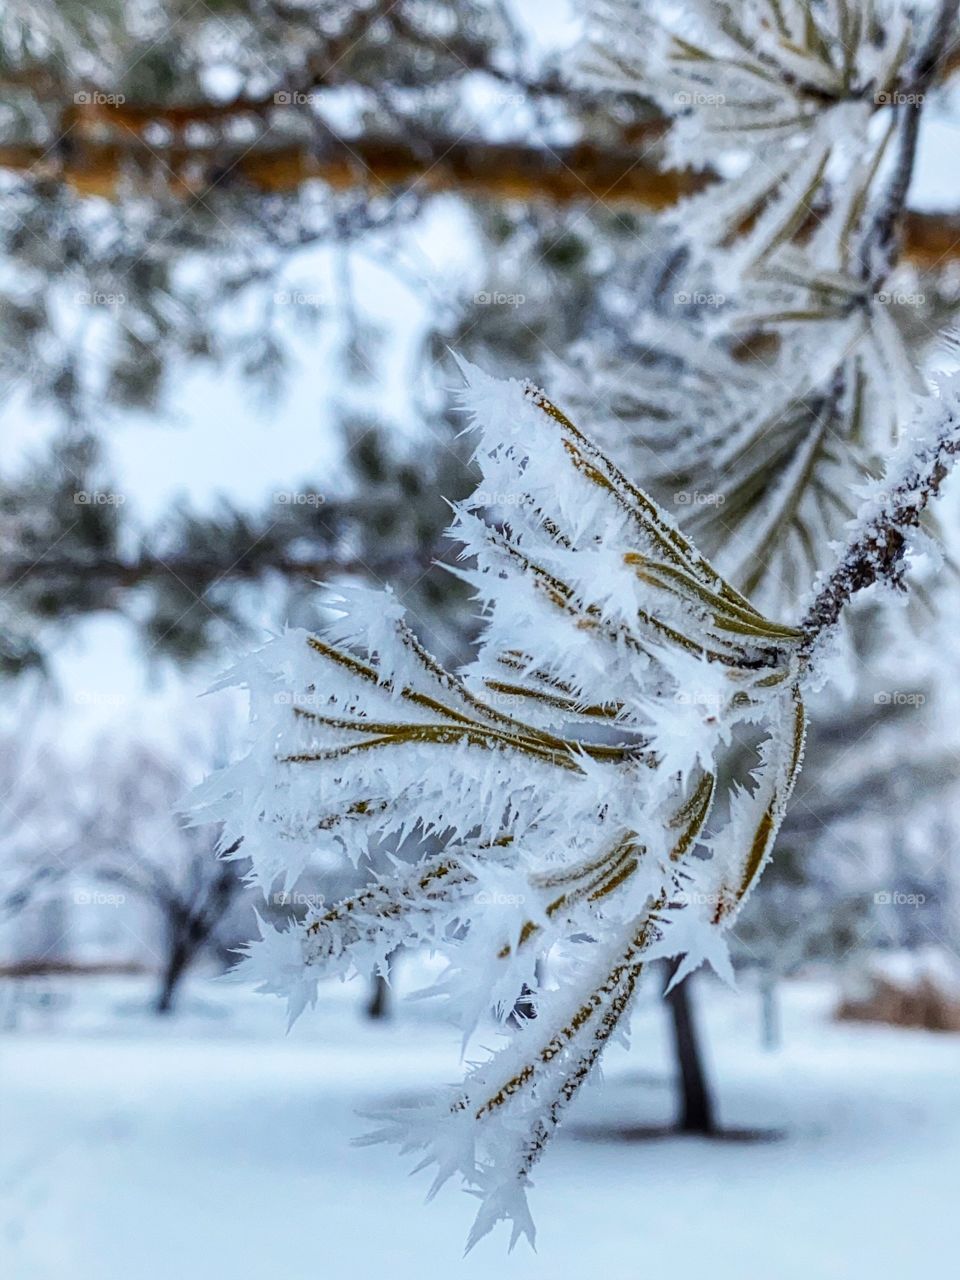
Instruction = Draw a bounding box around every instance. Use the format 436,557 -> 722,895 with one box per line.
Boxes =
800,375 -> 960,652
208,366 -> 808,1246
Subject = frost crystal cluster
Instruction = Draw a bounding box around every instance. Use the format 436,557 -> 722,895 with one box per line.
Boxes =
202,355 -> 960,1247
202,362 -> 810,1246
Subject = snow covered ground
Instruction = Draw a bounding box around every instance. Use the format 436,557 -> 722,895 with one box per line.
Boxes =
1,970 -> 957,1279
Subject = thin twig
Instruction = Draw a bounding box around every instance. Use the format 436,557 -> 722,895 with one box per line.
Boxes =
800,378 -> 960,652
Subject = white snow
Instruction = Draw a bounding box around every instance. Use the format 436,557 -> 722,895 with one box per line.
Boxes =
1,970 -> 956,1278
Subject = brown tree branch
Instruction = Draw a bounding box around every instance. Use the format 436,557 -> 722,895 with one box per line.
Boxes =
3,126 -> 959,265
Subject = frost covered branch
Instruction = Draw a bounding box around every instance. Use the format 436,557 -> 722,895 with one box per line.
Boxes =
203,364 -> 809,1247
207,360 -> 960,1248
801,372 -> 960,650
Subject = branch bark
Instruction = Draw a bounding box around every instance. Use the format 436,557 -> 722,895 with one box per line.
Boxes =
4,128 -> 959,266
800,378 -> 960,651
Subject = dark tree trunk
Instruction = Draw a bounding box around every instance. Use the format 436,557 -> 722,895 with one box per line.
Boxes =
365,949 -> 397,1020
665,968 -> 717,1135
366,970 -> 391,1020
154,935 -> 191,1015
151,865 -> 240,1016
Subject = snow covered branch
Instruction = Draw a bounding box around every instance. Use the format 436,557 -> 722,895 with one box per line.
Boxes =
204,363 -> 810,1247
801,371 -> 960,651
209,358 -> 959,1248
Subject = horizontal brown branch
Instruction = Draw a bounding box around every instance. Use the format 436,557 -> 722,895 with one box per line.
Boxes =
2,126 -> 958,266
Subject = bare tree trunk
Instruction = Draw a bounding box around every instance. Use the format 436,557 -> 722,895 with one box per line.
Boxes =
151,862 -> 241,1016
366,970 -> 390,1020
665,968 -> 716,1135
365,949 -> 397,1020
154,934 -> 191,1015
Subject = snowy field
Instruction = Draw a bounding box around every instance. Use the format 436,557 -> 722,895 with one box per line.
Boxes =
1,971 -> 957,1280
